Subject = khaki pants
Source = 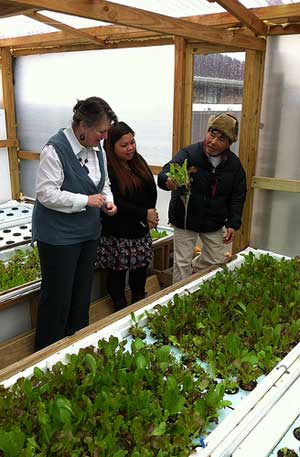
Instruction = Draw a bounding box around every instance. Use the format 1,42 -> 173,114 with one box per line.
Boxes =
173,226 -> 230,283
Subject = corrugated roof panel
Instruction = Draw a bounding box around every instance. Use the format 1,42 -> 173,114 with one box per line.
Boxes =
107,0 -> 299,16
0,12 -> 108,39
39,10 -> 108,28
0,15 -> 56,38
107,0 -> 224,16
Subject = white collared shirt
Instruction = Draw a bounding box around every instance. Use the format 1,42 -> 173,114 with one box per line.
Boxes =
35,126 -> 114,213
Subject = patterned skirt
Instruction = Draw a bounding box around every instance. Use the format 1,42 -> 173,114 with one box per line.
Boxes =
96,233 -> 153,271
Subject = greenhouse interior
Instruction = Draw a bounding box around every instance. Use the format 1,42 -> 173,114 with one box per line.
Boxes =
0,0 -> 300,455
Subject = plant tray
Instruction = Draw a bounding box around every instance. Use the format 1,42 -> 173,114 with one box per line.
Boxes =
1,248 -> 299,457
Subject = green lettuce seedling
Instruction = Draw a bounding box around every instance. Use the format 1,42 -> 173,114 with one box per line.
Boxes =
166,159 -> 191,229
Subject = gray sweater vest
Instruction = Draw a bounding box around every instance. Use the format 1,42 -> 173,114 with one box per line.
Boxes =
32,129 -> 105,245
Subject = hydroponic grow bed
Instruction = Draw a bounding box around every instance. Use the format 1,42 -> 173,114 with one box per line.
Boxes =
1,248 -> 299,457
0,201 -> 33,250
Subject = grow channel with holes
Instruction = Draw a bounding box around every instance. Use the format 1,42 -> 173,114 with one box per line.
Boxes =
0,201 -> 33,250
1,248 -> 300,456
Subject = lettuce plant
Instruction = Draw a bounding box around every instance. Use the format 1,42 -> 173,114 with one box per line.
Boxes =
0,337 -> 230,456
0,247 -> 40,292
166,160 -> 191,229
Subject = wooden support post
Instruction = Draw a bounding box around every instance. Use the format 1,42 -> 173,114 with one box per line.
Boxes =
172,37 -> 186,156
233,49 -> 265,253
182,46 -> 194,148
1,47 -> 20,198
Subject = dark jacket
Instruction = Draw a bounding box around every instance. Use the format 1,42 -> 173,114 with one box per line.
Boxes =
157,141 -> 246,233
102,155 -> 157,239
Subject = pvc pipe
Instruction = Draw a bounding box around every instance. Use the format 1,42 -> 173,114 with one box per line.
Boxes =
195,355 -> 300,457
233,367 -> 300,456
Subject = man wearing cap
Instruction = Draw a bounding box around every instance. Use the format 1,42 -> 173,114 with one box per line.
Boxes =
158,113 -> 246,282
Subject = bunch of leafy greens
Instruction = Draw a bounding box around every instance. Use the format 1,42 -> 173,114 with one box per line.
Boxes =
145,253 -> 300,392
0,247 -> 40,292
166,159 -> 191,229
0,337 -> 230,456
150,229 -> 168,241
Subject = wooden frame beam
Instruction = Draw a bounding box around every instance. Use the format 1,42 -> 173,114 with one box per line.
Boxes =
1,47 -> 20,199
212,0 -> 268,36
18,150 -> 39,160
149,165 -> 162,176
17,151 -> 163,177
252,176 -> 300,193
182,46 -> 194,149
0,0 -> 36,18
1,4 -> 299,53
8,0 -> 265,50
269,23 -> 300,36
11,37 -> 173,57
0,139 -> 19,148
172,37 -> 186,154
184,4 -> 300,27
0,26 -> 163,50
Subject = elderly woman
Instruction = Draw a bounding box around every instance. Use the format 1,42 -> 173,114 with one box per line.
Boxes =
32,96 -> 117,350
97,121 -> 158,311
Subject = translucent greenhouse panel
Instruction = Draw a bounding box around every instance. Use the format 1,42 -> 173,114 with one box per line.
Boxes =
251,35 -> 300,258
0,69 -> 3,108
0,68 -> 3,109
191,52 -> 245,156
14,46 -> 174,196
0,110 -> 12,203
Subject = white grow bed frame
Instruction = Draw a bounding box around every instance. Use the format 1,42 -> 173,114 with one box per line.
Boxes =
1,247 -> 299,457
0,224 -> 174,304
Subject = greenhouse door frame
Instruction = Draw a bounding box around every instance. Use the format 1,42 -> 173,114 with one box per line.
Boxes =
172,42 -> 265,253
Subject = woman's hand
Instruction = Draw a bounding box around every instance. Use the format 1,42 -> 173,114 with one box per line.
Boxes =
102,201 -> 117,216
147,208 -> 159,229
87,194 -> 106,208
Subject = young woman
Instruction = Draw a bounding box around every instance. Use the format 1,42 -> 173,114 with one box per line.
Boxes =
97,121 -> 158,310
32,96 -> 118,350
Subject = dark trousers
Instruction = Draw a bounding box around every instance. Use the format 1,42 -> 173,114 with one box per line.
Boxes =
35,239 -> 98,351
106,266 -> 148,311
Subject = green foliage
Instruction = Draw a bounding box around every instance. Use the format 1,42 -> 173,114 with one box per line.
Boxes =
147,253 -> 300,389
2,253 -> 299,455
150,229 -> 168,241
0,427 -> 25,457
0,247 -> 40,292
0,337 -> 226,456
166,160 -> 190,191
166,160 -> 191,229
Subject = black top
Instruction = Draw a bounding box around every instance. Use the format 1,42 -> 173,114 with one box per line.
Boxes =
102,154 -> 157,239
158,141 -> 246,233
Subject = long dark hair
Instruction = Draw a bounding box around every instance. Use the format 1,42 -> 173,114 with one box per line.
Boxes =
72,96 -> 117,128
104,121 -> 154,196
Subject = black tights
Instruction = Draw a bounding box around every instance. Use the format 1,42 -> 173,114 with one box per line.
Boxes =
106,266 -> 148,311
